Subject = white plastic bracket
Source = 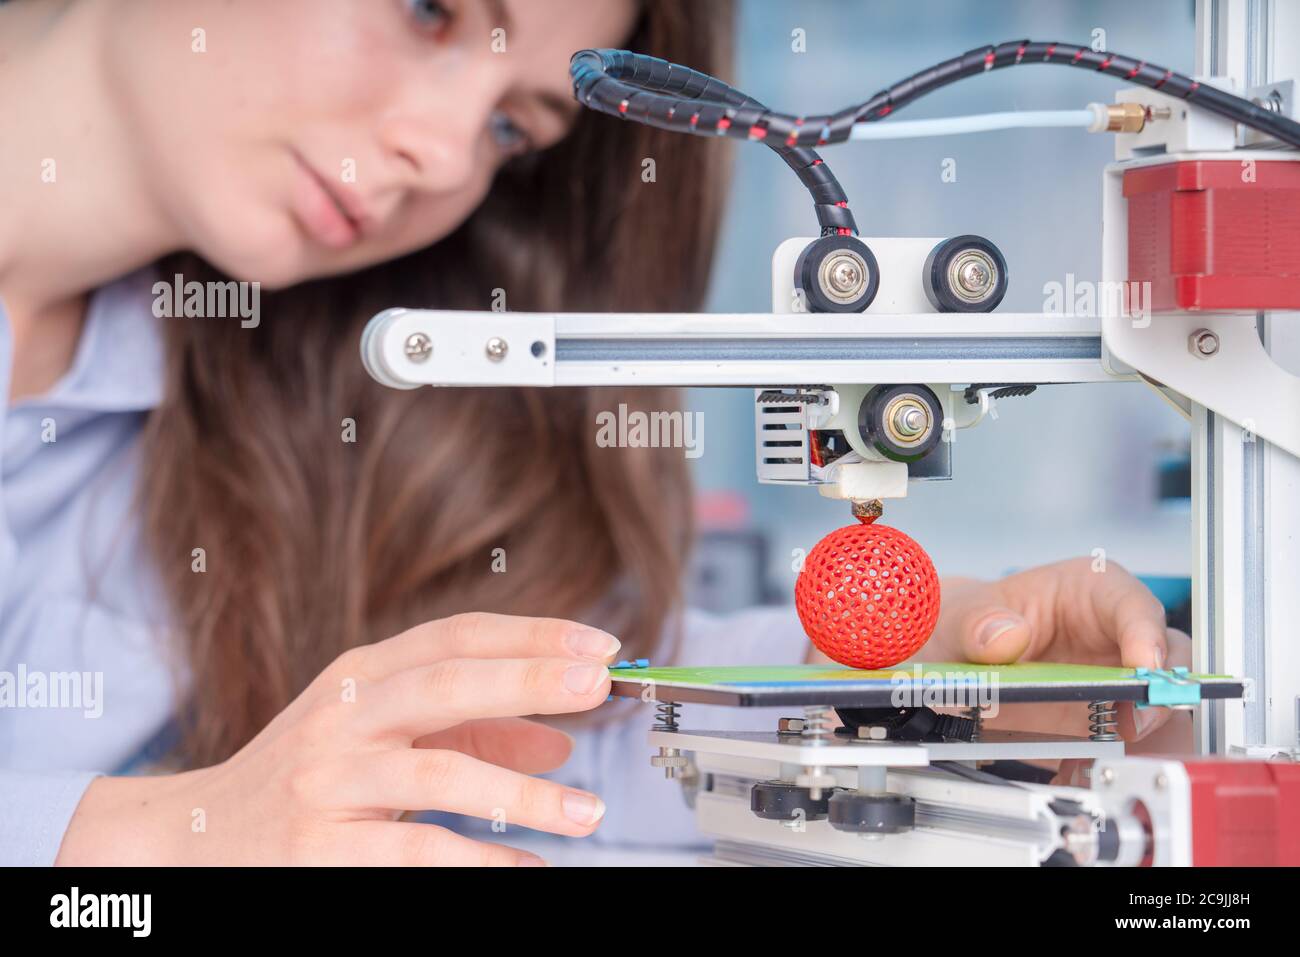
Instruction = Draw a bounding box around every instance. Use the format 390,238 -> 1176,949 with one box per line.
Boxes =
361,308 -> 556,389
1100,154 -> 1300,458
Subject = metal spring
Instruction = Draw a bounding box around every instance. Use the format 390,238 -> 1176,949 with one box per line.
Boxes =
967,705 -> 984,741
1088,700 -> 1120,741
802,704 -> 833,741
654,701 -> 680,732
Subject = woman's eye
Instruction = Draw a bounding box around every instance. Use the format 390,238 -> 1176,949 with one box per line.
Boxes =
489,111 -> 533,157
406,0 -> 452,35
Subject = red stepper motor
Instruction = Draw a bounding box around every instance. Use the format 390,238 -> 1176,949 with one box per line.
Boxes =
1124,159 -> 1300,312
795,521 -> 941,669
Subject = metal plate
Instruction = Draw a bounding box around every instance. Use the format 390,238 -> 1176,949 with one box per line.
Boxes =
610,663 -> 1246,708
650,729 -> 1125,765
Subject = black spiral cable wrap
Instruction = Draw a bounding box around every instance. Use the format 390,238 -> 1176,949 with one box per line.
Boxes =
572,40 -> 1300,234
570,49 -> 858,236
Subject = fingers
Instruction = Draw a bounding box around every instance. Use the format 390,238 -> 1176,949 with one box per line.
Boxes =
1052,758 -> 1090,787
359,657 -> 611,741
1121,628 -> 1193,741
346,821 -> 548,867
1079,563 -> 1168,670
941,582 -> 1034,664
340,749 -> 606,838
345,613 -> 621,683
414,718 -> 574,775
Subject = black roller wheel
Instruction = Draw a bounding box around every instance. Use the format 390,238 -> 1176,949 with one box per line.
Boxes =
922,234 -> 1008,313
795,235 -> 880,313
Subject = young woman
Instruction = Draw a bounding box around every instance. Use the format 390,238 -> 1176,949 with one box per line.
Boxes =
0,0 -> 1190,866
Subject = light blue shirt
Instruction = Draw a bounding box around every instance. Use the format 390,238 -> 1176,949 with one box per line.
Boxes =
0,270 -> 178,865
0,270 -> 808,865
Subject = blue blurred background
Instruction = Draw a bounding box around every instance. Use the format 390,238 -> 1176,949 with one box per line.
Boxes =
685,0 -> 1197,621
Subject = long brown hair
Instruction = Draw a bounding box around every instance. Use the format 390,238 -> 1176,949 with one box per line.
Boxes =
140,2 -> 735,767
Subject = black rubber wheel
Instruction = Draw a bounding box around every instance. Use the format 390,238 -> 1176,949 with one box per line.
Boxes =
857,384 -> 943,463
827,791 -> 916,834
795,235 -> 880,313
922,234 -> 1008,313
750,781 -> 833,822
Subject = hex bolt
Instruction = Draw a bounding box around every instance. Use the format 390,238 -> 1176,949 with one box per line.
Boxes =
893,405 -> 928,437
486,337 -> 509,362
1189,329 -> 1220,359
404,332 -> 432,363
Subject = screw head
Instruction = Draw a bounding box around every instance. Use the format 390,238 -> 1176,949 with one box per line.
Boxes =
486,337 -> 509,361
958,260 -> 990,293
404,332 -> 432,363
947,249 -> 998,303
1154,772 -> 1169,791
1189,329 -> 1220,358
1099,766 -> 1116,786
818,249 -> 870,304
829,259 -> 862,294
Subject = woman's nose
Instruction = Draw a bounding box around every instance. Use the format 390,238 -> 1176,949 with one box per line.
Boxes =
377,113 -> 482,195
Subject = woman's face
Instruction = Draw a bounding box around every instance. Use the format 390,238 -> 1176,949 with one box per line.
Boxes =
105,0 -> 637,287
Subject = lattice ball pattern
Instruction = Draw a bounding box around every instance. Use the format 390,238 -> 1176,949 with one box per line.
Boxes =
795,522 -> 941,669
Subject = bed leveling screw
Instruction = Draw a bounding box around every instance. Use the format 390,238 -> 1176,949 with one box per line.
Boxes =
651,701 -> 688,779
797,704 -> 836,799
651,748 -> 688,778
1088,700 -> 1119,742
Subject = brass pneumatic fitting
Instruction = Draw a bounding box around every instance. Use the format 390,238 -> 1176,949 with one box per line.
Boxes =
1099,101 -> 1171,134
1106,102 -> 1148,132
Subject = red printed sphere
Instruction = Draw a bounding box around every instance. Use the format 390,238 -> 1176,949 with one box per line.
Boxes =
795,522 -> 941,669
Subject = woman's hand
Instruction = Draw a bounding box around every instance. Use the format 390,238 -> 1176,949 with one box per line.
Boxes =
56,613 -> 621,866
922,557 -> 1194,751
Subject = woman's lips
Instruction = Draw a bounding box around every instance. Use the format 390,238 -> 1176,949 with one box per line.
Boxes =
291,150 -> 364,250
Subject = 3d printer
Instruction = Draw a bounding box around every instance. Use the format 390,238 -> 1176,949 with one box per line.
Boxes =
362,1 -> 1300,866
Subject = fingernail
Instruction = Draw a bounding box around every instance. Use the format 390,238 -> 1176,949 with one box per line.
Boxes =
977,616 -> 1021,648
517,854 -> 548,867
1152,646 -> 1165,670
1134,707 -> 1162,739
562,792 -> 606,826
565,627 -> 621,661
564,663 -> 609,695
